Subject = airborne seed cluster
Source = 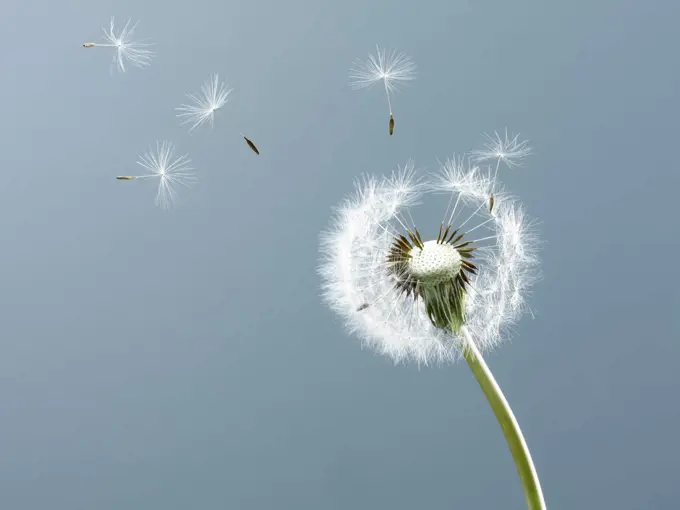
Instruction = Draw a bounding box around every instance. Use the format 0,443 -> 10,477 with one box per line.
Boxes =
83,20 -> 421,208
83,17 -> 260,209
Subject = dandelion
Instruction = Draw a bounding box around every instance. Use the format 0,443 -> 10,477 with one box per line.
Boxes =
318,139 -> 545,509
349,46 -> 416,136
82,17 -> 154,73
116,141 -> 196,210
175,74 -> 233,133
471,128 -> 533,178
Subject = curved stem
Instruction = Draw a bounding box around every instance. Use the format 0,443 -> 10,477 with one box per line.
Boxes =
460,326 -> 546,510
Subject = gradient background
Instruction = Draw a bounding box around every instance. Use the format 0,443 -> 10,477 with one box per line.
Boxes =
2,0 -> 679,508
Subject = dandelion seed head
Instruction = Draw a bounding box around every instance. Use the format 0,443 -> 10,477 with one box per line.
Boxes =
175,74 -> 233,133
319,150 -> 539,365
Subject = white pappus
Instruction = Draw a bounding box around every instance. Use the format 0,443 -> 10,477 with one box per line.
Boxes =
319,140 -> 539,365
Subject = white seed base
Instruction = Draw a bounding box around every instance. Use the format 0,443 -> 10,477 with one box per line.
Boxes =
408,240 -> 462,285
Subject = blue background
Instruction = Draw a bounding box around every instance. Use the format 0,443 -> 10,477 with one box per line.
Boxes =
2,0 -> 678,508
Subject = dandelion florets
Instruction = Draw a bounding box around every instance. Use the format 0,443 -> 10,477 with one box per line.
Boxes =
319,148 -> 539,365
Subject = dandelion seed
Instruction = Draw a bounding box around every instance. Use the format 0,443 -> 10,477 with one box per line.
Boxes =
176,75 -> 261,153
118,141 -> 196,210
82,17 -> 154,73
319,135 -> 545,509
176,74 -> 233,133
349,46 -> 416,135
242,134 -> 260,155
471,128 -> 533,179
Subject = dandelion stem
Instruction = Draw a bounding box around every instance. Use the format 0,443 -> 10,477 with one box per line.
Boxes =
383,80 -> 393,115
460,326 -> 546,510
493,158 -> 501,181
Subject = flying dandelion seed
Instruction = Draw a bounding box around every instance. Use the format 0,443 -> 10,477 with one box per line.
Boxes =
175,75 -> 262,154
318,137 -> 545,510
349,46 -> 416,136
471,128 -> 533,179
175,74 -> 233,134
82,17 -> 154,73
242,134 -> 260,155
117,141 -> 196,210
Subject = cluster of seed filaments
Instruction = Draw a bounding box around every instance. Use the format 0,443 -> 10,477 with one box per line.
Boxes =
386,224 -> 477,332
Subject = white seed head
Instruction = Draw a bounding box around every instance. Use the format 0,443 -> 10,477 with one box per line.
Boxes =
408,241 -> 462,285
318,146 -> 539,365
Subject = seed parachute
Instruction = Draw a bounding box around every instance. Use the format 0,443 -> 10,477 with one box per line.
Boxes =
82,17 -> 154,73
349,46 -> 416,136
116,141 -> 196,210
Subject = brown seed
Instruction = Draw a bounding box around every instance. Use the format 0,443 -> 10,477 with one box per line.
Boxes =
116,176 -> 135,180
388,113 -> 395,136
83,42 -> 96,48
407,230 -> 420,247
243,135 -> 260,155
447,229 -> 460,244
357,303 -> 370,312
462,260 -> 478,270
414,228 -> 424,247
450,232 -> 464,245
489,193 -> 495,213
441,225 -> 451,244
398,235 -> 412,249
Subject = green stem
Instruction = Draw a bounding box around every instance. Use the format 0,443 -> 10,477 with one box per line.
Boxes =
460,326 -> 546,510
